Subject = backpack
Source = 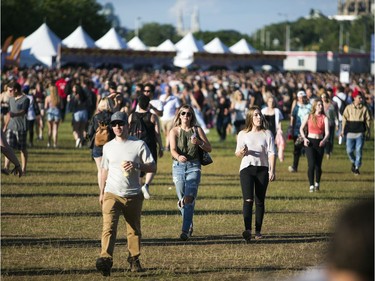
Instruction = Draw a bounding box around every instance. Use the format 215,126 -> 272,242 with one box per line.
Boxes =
129,112 -> 155,148
337,96 -> 348,115
94,121 -> 110,146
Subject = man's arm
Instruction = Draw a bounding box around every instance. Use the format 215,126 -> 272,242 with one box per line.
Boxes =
99,168 -> 108,206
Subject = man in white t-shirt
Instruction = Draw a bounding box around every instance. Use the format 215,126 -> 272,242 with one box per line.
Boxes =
96,111 -> 155,276
159,85 -> 181,150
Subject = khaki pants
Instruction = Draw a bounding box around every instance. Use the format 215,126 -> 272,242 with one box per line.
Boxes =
100,192 -> 144,259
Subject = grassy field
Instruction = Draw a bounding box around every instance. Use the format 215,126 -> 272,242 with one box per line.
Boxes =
1,116 -> 373,281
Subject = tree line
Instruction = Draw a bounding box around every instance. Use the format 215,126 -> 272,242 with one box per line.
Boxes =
2,0 -> 373,53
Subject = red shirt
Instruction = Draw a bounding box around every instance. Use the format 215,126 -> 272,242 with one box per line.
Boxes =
55,78 -> 67,99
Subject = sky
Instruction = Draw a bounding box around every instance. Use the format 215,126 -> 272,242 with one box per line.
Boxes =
96,0 -> 338,35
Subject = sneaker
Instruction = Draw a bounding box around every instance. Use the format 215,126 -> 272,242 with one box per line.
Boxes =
96,257 -> 113,276
127,255 -> 144,272
141,184 -> 150,199
255,232 -> 263,240
180,231 -> 190,241
75,138 -> 81,148
351,164 -> 356,173
177,198 -> 185,209
309,185 -> 314,193
314,182 -> 320,192
288,166 -> 297,173
354,168 -> 360,175
242,230 -> 251,243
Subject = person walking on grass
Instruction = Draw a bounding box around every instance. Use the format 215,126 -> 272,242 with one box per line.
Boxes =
129,95 -> 164,200
299,99 -> 330,192
44,84 -> 62,148
341,91 -> 371,175
96,111 -> 156,276
169,105 -> 211,241
235,106 -> 276,243
2,81 -> 29,176
288,90 -> 311,173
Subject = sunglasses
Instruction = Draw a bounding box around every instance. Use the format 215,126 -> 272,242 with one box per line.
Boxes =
180,111 -> 192,117
111,121 -> 125,127
144,89 -> 151,93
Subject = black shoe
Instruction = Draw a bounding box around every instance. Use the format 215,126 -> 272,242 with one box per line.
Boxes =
354,168 -> 360,175
351,164 -> 356,173
127,255 -> 144,272
96,257 -> 113,276
242,230 -> 251,243
180,232 -> 190,241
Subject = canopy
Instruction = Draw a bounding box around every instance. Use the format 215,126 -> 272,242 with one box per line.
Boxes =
62,26 -> 96,48
156,39 -> 177,52
127,36 -> 147,51
204,37 -> 230,53
95,27 -> 127,49
229,38 -> 257,54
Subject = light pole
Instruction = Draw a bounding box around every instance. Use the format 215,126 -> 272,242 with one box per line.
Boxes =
278,13 -> 290,52
135,17 -> 141,38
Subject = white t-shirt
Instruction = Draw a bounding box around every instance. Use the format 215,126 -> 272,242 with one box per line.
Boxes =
235,130 -> 276,172
159,94 -> 181,121
135,99 -> 163,115
101,136 -> 155,197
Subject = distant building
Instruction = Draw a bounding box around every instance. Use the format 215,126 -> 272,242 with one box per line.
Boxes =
337,0 -> 373,16
177,6 -> 200,36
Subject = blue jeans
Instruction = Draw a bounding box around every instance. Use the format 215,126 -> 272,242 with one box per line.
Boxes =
172,160 -> 201,233
346,134 -> 364,168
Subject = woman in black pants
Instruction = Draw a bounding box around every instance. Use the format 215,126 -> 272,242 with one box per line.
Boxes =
235,106 -> 276,242
299,99 -> 329,192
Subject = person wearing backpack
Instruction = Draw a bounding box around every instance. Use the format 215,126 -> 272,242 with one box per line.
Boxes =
341,91 -> 371,175
332,86 -> 348,142
87,98 -> 114,189
128,95 -> 163,199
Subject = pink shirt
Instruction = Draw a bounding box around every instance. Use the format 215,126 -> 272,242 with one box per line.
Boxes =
308,114 -> 325,135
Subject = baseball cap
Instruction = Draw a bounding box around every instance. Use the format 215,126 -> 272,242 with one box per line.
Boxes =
297,91 -> 306,97
110,111 -> 128,124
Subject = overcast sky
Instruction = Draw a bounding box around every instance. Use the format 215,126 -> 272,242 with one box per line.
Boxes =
97,0 -> 338,35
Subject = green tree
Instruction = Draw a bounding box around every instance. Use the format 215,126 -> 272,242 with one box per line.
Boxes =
1,0 -> 110,44
128,23 -> 179,46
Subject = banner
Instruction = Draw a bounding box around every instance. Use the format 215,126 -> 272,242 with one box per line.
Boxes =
340,64 -> 350,84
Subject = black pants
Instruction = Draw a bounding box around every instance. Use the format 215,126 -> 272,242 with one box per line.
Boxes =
292,136 -> 304,170
305,138 -> 325,186
240,166 -> 269,232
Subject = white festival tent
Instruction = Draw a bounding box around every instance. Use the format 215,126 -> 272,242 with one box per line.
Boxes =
127,36 -> 148,51
229,38 -> 257,54
174,32 -> 205,68
203,37 -> 230,53
62,26 -> 96,49
95,27 -> 127,50
156,39 -> 177,52
18,23 -> 61,67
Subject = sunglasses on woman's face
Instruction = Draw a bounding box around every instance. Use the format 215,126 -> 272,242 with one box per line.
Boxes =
180,111 -> 192,117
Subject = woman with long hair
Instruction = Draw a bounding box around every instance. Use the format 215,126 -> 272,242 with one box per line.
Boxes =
44,85 -> 62,148
299,99 -> 329,192
87,98 -> 114,189
169,104 -> 212,241
235,106 -> 276,242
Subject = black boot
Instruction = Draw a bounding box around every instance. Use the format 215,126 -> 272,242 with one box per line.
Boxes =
127,255 -> 144,272
96,257 -> 113,276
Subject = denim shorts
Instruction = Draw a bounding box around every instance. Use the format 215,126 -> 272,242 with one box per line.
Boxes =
73,109 -> 88,122
92,145 -> 103,158
47,108 -> 61,122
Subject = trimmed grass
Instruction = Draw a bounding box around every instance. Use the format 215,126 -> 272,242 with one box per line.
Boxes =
1,117 -> 373,280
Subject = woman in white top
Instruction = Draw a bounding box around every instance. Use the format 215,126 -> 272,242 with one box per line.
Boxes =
235,106 -> 276,243
231,90 -> 248,135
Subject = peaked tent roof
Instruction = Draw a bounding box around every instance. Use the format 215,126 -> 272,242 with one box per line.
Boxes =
95,27 -> 127,50
175,32 -> 204,53
62,26 -> 96,48
22,23 -> 61,56
204,37 -> 230,53
156,39 -> 176,52
127,36 -> 147,51
229,38 -> 257,54
19,23 -> 61,66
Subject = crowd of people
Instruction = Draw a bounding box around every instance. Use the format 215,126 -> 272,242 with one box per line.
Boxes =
1,66 -> 373,275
